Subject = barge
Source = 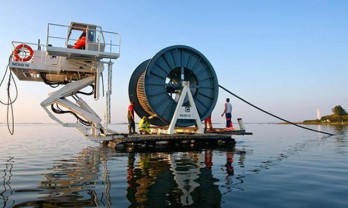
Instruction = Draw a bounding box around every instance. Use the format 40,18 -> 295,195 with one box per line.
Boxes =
5,22 -> 252,148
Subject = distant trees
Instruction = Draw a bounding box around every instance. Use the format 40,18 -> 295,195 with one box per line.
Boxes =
304,105 -> 348,124
332,105 -> 347,116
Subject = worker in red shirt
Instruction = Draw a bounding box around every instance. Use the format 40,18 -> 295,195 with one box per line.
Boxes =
127,102 -> 136,134
73,30 -> 86,49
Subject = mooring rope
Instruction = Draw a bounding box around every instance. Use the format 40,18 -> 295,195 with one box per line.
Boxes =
219,85 -> 335,136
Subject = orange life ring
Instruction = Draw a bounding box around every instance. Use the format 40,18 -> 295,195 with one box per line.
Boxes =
13,44 -> 34,62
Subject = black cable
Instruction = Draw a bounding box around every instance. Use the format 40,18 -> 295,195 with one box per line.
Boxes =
219,85 -> 335,136
76,84 -> 94,96
51,102 -> 92,126
40,72 -> 71,88
0,55 -> 18,135
6,73 -> 15,135
1,56 -> 18,105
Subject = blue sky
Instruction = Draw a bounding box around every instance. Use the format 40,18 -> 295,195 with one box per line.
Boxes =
0,0 -> 347,124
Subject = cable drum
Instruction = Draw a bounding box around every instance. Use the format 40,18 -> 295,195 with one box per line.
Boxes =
129,45 -> 219,127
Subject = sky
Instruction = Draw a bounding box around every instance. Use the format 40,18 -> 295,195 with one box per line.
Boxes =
0,0 -> 347,125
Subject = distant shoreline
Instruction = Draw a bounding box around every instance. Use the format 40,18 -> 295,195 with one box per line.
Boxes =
279,121 -> 348,126
303,122 -> 348,126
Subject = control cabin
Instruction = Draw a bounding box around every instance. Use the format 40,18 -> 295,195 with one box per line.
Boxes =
9,22 -> 120,83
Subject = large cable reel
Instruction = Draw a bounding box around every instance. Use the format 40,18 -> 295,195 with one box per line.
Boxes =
128,45 -> 219,127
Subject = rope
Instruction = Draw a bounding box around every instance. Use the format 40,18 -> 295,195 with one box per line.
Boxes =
219,85 -> 335,136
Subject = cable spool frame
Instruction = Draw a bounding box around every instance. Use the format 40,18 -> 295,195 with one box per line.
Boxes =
129,45 -> 219,127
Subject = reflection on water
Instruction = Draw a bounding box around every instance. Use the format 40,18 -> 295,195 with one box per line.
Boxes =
126,149 -> 238,207
1,143 -> 239,207
1,157 -> 14,208
12,146 -> 112,207
332,124 -> 348,137
317,124 -> 348,136
126,149 -> 232,207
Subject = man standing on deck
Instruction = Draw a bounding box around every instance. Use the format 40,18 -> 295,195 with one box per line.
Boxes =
128,101 -> 136,134
221,98 -> 234,129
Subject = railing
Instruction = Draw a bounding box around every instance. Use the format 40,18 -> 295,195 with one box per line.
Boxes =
46,23 -> 121,57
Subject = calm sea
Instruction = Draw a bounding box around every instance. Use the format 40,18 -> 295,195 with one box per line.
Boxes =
0,123 -> 347,208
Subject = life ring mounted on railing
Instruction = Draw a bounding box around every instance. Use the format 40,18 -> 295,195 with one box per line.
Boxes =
13,44 -> 34,62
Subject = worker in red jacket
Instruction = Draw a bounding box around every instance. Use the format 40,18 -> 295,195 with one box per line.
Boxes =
73,30 -> 86,49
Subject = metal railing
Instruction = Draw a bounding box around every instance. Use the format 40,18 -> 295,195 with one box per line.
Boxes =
46,23 -> 121,56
